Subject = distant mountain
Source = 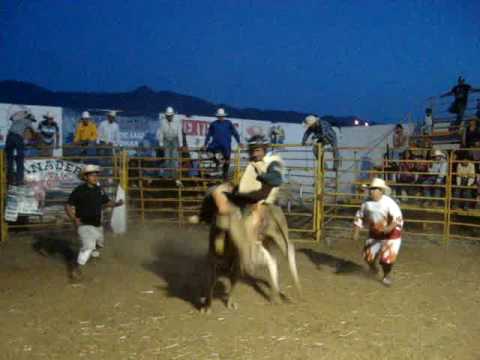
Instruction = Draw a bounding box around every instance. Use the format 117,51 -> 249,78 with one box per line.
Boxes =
0,80 -> 365,125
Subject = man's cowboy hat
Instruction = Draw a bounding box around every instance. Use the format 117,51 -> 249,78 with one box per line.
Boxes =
215,108 -> 227,117
107,110 -> 117,117
304,115 -> 319,128
433,149 -> 446,158
81,111 -> 91,119
80,164 -> 101,179
43,111 -> 55,120
10,110 -> 36,122
365,177 -> 391,196
165,107 -> 175,116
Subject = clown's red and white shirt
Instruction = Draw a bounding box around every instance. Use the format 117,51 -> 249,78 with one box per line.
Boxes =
354,195 -> 403,240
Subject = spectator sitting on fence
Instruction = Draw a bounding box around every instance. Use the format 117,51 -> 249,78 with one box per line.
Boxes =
412,151 -> 429,205
74,111 -> 98,161
38,111 -> 60,157
395,150 -> 416,203
421,149 -> 448,208
423,108 -> 433,136
6,110 -> 36,186
462,118 -> 480,148
453,151 -> 476,210
391,124 -> 409,162
203,108 -> 243,180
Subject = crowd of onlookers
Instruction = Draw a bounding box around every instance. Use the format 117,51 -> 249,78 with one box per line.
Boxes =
5,106 -> 243,186
384,116 -> 480,210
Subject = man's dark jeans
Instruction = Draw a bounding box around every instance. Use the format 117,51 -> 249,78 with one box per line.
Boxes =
5,132 -> 25,185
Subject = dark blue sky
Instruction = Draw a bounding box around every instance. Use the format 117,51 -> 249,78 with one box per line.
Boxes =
1,0 -> 479,122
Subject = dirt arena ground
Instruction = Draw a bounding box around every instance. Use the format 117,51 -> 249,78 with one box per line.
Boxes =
1,224 -> 479,360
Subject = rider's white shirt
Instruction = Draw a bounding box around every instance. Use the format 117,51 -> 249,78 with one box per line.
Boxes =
238,153 -> 283,204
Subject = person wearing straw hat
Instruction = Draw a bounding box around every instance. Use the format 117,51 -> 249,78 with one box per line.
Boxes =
6,110 -> 36,185
65,164 -> 123,280
38,111 -> 60,157
302,114 -> 339,170
421,149 -> 448,207
203,108 -> 243,179
156,106 -> 181,178
352,177 -> 403,286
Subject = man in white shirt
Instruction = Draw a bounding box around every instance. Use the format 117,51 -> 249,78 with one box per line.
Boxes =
422,150 -> 448,207
353,178 -> 403,286
98,110 -> 121,175
156,106 -> 180,178
98,111 -> 121,148
453,151 -> 475,210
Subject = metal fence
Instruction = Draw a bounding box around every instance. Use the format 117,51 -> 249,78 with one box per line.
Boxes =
323,145 -> 480,243
1,144 -> 479,244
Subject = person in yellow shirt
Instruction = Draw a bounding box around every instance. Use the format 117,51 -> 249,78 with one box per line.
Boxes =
74,111 -> 97,160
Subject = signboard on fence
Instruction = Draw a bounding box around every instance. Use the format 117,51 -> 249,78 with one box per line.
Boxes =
5,159 -> 83,222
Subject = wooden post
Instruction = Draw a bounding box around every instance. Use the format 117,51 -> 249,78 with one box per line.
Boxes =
0,150 -> 7,242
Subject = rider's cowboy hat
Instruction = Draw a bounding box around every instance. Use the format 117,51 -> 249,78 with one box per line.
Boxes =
215,108 -> 228,117
81,111 -> 91,119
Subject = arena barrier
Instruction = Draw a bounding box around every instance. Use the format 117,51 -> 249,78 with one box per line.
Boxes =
2,144 -> 479,244
322,145 -> 480,244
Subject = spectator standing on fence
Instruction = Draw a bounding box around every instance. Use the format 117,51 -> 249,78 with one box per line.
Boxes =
65,164 -> 123,280
422,150 -> 448,207
441,76 -> 480,129
463,118 -> 480,148
203,108 -> 243,180
391,124 -> 409,162
352,178 -> 404,286
453,152 -> 475,210
74,111 -> 97,160
156,106 -> 181,178
38,112 -> 60,157
5,110 -> 36,185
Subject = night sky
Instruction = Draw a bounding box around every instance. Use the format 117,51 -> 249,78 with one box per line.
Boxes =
1,0 -> 479,122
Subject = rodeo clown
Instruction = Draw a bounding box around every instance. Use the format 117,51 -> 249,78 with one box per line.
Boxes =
352,178 -> 403,286
65,164 -> 123,280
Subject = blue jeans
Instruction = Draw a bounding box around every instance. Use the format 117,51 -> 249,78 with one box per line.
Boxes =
163,138 -> 178,178
422,177 -> 445,203
6,132 -> 25,185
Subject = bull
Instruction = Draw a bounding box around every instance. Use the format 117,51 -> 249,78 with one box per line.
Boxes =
191,194 -> 301,314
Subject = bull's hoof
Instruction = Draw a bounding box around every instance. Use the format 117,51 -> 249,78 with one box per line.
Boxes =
188,215 -> 200,224
227,298 -> 238,310
270,293 -> 282,305
199,306 -> 212,315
